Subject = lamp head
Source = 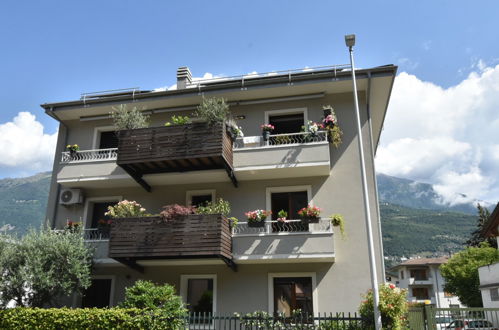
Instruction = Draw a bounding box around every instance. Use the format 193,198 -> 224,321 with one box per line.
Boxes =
345,34 -> 356,48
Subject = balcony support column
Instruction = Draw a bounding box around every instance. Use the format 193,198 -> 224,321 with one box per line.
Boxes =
121,166 -> 151,192
224,162 -> 238,187
221,256 -> 237,272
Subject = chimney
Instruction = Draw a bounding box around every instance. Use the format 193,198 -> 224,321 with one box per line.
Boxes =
177,66 -> 192,89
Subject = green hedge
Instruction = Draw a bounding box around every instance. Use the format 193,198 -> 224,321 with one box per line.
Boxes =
0,308 -> 186,330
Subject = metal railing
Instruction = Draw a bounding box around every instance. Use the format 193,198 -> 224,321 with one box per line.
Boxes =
233,219 -> 332,236
408,306 -> 499,329
183,312 -> 365,329
234,131 -> 328,149
60,148 -> 118,164
83,228 -> 110,240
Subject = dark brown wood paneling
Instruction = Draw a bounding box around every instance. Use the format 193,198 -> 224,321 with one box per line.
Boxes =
108,214 -> 233,261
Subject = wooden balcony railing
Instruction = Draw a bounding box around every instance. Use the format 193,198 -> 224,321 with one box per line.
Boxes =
117,122 -> 236,192
108,214 -> 235,272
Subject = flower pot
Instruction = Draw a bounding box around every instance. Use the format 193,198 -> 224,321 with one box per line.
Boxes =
69,150 -> 78,158
248,220 -> 264,228
300,216 -> 319,224
262,131 -> 271,141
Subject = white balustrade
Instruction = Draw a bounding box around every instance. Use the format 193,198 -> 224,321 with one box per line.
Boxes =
234,131 -> 327,149
61,148 -> 118,163
233,219 -> 332,236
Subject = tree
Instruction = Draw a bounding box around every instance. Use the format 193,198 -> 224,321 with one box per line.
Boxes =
111,104 -> 149,131
0,228 -> 93,307
466,204 -> 497,248
440,243 -> 499,307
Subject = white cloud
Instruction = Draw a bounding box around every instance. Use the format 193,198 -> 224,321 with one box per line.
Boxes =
377,63 -> 499,204
397,57 -> 419,71
0,112 -> 58,175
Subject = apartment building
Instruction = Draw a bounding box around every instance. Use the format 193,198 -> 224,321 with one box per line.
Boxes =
479,203 -> 499,308
42,64 -> 396,314
392,257 -> 463,308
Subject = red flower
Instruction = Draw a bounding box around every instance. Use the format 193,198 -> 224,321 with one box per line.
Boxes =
389,284 -> 396,289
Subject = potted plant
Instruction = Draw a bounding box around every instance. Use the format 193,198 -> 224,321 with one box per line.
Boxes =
97,219 -> 112,237
245,209 -> 271,227
321,105 -> 343,148
66,144 -> 80,158
260,124 -> 274,141
330,213 -> 346,238
297,204 -> 321,224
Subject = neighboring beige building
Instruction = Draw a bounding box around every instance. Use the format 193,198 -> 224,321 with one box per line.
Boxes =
391,257 -> 463,308
42,64 -> 396,314
479,203 -> 499,308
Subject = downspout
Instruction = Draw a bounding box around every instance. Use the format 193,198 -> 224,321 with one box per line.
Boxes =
366,71 -> 387,281
45,107 -> 68,229
433,266 -> 441,308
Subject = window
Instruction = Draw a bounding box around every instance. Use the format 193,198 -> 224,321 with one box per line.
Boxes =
81,278 -> 113,307
400,270 -> 405,279
186,190 -> 215,207
490,288 -> 499,301
89,202 -> 115,229
412,287 -> 429,299
99,131 -> 119,149
270,191 -> 308,220
268,113 -> 305,134
410,269 -> 428,280
273,277 -> 313,317
181,275 -> 216,315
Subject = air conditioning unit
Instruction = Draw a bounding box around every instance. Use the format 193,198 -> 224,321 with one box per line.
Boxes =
59,189 -> 83,205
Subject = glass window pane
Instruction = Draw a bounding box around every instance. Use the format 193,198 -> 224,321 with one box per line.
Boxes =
269,114 -> 304,134
273,277 -> 313,317
191,194 -> 212,208
82,279 -> 111,308
99,131 -> 119,149
90,202 -> 115,228
187,279 -> 213,314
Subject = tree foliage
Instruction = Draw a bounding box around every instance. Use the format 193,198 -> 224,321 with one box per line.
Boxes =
440,244 -> 499,307
466,204 -> 497,248
195,97 -> 230,126
359,283 -> 408,329
111,105 -> 149,131
0,228 -> 93,307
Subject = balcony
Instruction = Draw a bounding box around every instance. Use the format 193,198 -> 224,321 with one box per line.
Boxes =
409,277 -> 433,285
232,219 -> 335,263
233,131 -> 330,180
108,214 -> 234,272
116,123 -> 236,191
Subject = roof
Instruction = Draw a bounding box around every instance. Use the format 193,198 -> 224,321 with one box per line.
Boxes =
391,257 -> 449,270
482,203 -> 499,238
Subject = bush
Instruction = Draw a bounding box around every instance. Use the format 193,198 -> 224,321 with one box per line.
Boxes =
195,97 -> 230,126
0,307 -> 185,330
165,115 -> 190,126
195,198 -> 231,216
359,283 -> 408,330
105,200 -> 147,219
111,105 -> 149,131
160,204 -> 196,221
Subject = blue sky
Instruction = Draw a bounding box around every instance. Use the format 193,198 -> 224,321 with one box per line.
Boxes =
1,1 -> 499,203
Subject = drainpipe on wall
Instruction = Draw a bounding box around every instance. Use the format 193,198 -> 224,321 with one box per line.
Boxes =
433,266 -> 441,308
45,107 -> 68,229
366,71 -> 387,281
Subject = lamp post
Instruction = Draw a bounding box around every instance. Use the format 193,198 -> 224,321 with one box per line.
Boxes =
345,34 -> 382,330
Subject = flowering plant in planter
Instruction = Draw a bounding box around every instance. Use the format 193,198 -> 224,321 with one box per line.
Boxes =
105,200 -> 147,219
321,105 -> 343,148
66,144 -> 80,156
245,209 -> 271,227
260,124 -> 275,132
277,210 -> 288,222
301,120 -> 320,136
64,220 -> 81,233
160,204 -> 196,221
97,219 -> 113,228
298,204 -> 321,223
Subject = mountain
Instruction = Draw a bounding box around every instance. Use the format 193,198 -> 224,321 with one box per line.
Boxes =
380,202 -> 476,259
376,173 -> 480,214
0,172 -> 51,235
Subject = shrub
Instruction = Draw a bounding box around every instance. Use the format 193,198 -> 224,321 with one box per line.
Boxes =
0,307 -> 185,330
195,198 -> 231,216
359,283 -> 408,330
111,105 -> 149,131
195,97 -> 230,126
322,105 -> 343,148
120,280 -> 187,315
160,204 -> 195,221
164,115 -> 190,126
330,214 -> 346,238
105,200 -> 147,219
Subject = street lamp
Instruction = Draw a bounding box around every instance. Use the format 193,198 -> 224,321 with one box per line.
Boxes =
345,34 -> 382,330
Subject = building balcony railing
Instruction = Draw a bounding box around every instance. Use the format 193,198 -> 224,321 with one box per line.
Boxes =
108,214 -> 235,272
83,228 -> 110,240
233,219 -> 332,236
60,148 -> 118,164
233,131 -> 327,149
116,122 -> 236,191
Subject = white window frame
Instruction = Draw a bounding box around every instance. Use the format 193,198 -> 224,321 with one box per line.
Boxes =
264,108 -> 308,129
186,190 -> 216,206
265,185 -> 313,213
268,272 -> 318,316
180,274 -> 217,314
82,196 -> 122,229
92,125 -> 116,149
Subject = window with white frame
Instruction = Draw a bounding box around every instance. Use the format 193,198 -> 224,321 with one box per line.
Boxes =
268,273 -> 317,317
181,275 -> 216,314
92,126 -> 118,149
83,196 -> 121,229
